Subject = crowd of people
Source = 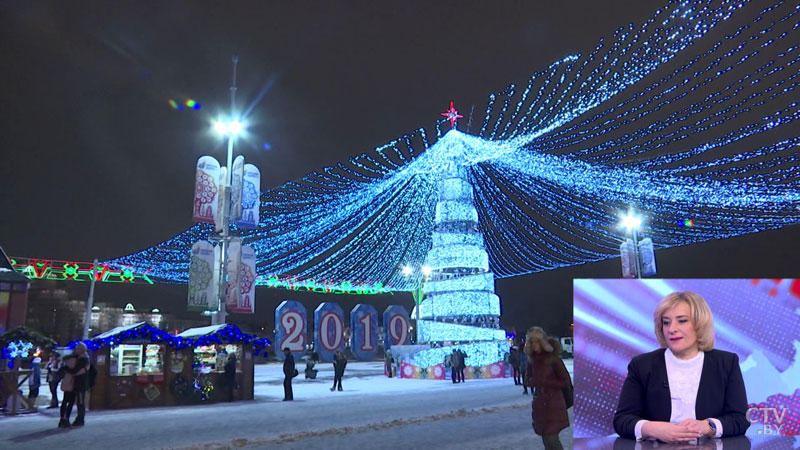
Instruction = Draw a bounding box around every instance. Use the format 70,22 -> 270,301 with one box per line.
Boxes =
13,328 -> 575,446
10,289 -> 745,447
15,344 -> 96,428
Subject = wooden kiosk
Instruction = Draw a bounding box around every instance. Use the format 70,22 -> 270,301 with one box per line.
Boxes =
177,324 -> 255,402
89,322 -> 177,410
89,322 -> 262,410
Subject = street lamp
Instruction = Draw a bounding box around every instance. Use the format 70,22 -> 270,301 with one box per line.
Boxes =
210,117 -> 245,325
402,264 -> 432,344
618,209 -> 643,279
209,56 -> 245,325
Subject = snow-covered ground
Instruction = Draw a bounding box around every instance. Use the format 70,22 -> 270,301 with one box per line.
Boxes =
1,360 -> 574,449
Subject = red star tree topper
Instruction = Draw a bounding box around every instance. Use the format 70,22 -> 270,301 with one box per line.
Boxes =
441,101 -> 463,128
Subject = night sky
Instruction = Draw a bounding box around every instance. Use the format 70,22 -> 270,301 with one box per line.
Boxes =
2,1 -> 799,338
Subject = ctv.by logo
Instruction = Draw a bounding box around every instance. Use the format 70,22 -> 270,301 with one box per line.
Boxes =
747,407 -> 794,435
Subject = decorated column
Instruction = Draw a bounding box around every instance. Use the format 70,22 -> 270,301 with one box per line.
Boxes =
350,304 -> 378,361
275,301 -> 307,361
314,303 -> 345,362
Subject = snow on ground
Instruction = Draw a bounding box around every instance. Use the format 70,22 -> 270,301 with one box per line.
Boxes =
254,359 -> 574,399
1,359 -> 574,450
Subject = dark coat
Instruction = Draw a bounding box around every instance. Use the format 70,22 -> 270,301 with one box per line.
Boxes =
529,350 -> 571,436
333,355 -> 347,375
509,349 -> 520,369
283,352 -> 296,377
62,354 -> 90,392
613,348 -> 749,439
223,357 -> 237,386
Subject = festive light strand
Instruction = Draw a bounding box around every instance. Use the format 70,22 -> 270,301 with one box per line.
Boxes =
104,0 -> 800,295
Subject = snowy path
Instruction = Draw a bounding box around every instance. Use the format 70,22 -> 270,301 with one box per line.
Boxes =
0,360 -> 573,449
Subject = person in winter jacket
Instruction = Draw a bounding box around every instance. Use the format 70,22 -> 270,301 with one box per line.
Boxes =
509,346 -> 521,385
282,348 -> 296,401
46,352 -> 62,408
457,349 -> 468,383
519,345 -> 530,395
331,351 -> 348,391
384,350 -> 394,378
222,353 -> 238,402
59,343 -> 90,428
28,356 -> 42,403
525,327 -> 570,450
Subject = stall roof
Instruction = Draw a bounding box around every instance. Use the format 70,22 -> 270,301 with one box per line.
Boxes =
177,324 -> 228,338
92,322 -> 148,339
0,245 -> 28,283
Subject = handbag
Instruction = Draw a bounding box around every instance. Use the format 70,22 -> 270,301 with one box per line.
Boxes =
293,368 -> 299,378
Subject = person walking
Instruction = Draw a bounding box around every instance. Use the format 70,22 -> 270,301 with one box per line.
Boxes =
520,345 -> 530,395
525,327 -> 571,450
46,352 -> 62,408
331,351 -> 347,391
509,346 -> 521,385
222,353 -> 238,402
458,349 -> 468,383
384,350 -> 394,378
59,343 -> 90,428
28,355 -> 42,405
449,350 -> 459,383
282,347 -> 296,401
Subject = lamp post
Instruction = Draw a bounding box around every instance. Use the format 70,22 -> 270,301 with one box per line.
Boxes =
402,264 -> 432,344
82,259 -> 98,340
210,56 -> 243,326
619,209 -> 643,279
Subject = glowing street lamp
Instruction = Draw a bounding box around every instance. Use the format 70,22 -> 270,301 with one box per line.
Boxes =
208,56 -> 246,325
214,120 -> 244,136
618,209 -> 644,279
619,211 -> 642,233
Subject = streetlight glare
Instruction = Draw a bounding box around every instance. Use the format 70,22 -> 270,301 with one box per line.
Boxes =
213,121 -> 228,135
401,265 -> 413,276
229,120 -> 243,135
619,212 -> 642,232
213,119 -> 245,136
421,265 -> 432,276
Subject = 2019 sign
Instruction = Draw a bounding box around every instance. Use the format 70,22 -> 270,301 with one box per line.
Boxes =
274,302 -> 410,361
383,305 -> 411,350
314,303 -> 345,362
350,304 -> 378,360
274,300 -> 307,360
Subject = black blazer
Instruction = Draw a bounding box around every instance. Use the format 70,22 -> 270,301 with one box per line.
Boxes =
614,348 -> 749,439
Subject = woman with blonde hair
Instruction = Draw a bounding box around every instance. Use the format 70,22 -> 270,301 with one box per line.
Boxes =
614,291 -> 749,442
525,326 -> 571,450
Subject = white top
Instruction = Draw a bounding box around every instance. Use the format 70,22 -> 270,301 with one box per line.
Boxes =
635,349 -> 723,440
177,323 -> 229,338
93,321 -> 147,339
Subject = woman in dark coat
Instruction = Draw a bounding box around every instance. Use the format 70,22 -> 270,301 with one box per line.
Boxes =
613,291 -> 749,442
525,326 -> 570,450
331,351 -> 347,391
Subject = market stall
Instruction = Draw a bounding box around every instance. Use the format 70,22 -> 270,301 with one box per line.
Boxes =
177,324 -> 256,402
84,322 -> 268,410
87,322 -> 174,410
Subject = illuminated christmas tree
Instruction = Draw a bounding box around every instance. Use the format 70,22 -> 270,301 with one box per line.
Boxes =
418,132 -> 504,343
